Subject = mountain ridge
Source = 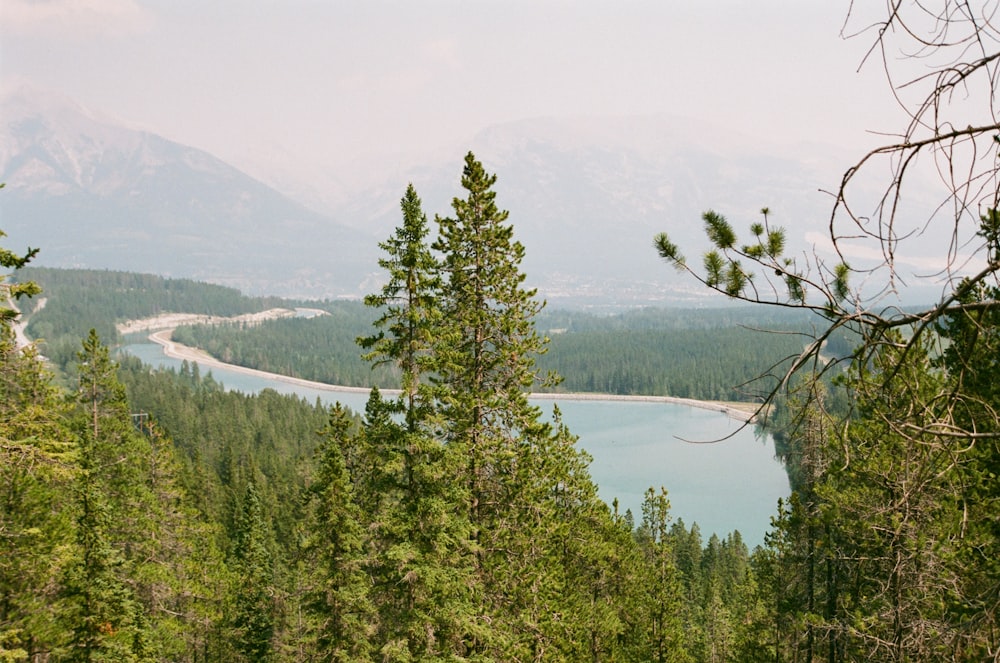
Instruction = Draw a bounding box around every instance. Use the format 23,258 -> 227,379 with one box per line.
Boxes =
1,86 -> 848,305
1,86 -> 379,299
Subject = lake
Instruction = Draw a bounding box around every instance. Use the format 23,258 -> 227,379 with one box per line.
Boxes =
121,341 -> 788,547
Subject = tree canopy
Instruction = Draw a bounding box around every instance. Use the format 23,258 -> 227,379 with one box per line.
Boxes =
654,3 -> 1000,658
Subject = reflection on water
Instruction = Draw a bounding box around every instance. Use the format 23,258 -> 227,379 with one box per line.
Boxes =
121,342 -> 788,547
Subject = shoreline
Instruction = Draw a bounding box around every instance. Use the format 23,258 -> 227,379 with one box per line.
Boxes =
147,328 -> 374,394
145,326 -> 758,423
9,296 -> 46,351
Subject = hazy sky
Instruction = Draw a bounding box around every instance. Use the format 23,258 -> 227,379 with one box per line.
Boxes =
2,0 -> 901,191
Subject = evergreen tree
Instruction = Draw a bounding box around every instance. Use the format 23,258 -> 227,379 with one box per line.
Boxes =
360,185 -> 491,660
135,422 -> 233,661
825,333 -> 993,659
64,330 -> 151,661
359,183 -> 441,429
429,152 -> 631,659
229,480 -> 276,662
305,404 -> 375,662
357,392 -> 481,662
431,150 -> 555,535
62,477 -> 142,662
936,282 -> 1000,653
0,218 -> 41,326
430,153 -> 547,656
0,328 -> 76,660
636,487 -> 687,663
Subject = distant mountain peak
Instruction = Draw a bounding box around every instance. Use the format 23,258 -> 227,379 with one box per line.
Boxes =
0,87 -> 377,298
1,87 -> 855,305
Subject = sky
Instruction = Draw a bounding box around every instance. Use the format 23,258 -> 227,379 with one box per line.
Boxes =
1,0 -> 903,196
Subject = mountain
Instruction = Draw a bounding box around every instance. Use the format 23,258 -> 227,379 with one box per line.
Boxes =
0,87 -> 379,298
1,87 -> 852,305
331,116 -> 851,307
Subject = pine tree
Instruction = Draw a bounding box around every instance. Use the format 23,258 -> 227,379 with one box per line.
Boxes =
936,282 -> 1000,654
304,404 -> 374,662
360,186 -> 486,660
520,411 -> 648,662
814,337 -> 966,660
359,183 -> 441,430
635,487 -> 687,663
430,153 -> 620,659
0,218 -> 41,326
229,480 -> 276,662
0,326 -> 76,660
134,422 -> 233,661
431,151 -> 554,533
63,330 -> 156,661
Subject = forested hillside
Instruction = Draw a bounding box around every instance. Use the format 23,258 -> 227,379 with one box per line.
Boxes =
7,3 -> 1000,660
169,305 -> 820,401
19,263 -> 829,402
1,326 -> 769,660
6,114 -> 1000,660
3,156 -> 788,661
16,268 -> 283,371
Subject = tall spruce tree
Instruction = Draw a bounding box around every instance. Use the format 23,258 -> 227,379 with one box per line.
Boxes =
359,183 -> 441,430
360,185 -> 482,660
431,151 -> 555,533
430,152 -> 623,659
430,152 -> 545,656
0,341 -> 74,661
64,330 -> 151,661
305,404 -> 375,662
0,255 -> 75,660
635,487 -> 687,663
229,480 -> 276,662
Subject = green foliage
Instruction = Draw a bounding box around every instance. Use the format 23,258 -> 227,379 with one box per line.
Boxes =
656,207 -> 851,312
0,328 -> 76,660
358,184 -> 442,427
704,250 -> 724,288
976,208 -> 1000,262
6,157 -> 806,662
63,330 -> 149,661
172,303 -> 394,389
653,232 -> 685,269
302,405 -> 374,662
229,481 -> 276,662
635,488 -> 687,662
169,304 -> 814,403
766,229 -> 784,259
785,272 -> 805,304
703,210 -> 736,249
0,184 -> 41,325
430,153 -> 573,657
0,229 -> 40,325
539,325 -> 804,400
16,267 -> 282,371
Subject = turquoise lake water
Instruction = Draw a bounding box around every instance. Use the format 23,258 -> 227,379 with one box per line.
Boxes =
121,342 -> 788,547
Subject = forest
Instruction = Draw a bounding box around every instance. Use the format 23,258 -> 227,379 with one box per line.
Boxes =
166,304 -> 821,402
5,5 -> 1000,659
17,267 -> 284,376
20,265 -> 833,403
5,147 -> 1000,661
3,156 -> 789,661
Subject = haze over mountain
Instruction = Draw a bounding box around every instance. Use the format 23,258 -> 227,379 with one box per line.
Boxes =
341,116 -> 852,306
0,87 -> 379,298
1,87 -> 852,305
